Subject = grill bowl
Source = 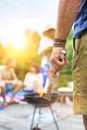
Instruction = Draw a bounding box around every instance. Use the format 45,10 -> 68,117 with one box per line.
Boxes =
22,92 -> 59,107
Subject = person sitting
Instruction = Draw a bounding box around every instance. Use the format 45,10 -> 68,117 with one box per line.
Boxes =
0,75 -> 7,107
24,64 -> 44,93
0,58 -> 22,104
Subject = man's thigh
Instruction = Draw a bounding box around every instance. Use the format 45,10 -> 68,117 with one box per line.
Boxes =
72,31 -> 87,115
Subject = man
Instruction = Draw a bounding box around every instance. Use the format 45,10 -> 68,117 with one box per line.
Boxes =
0,58 -> 22,104
50,0 -> 87,130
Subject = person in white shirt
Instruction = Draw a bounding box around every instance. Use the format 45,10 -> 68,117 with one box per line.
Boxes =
24,64 -> 43,92
38,24 -> 58,92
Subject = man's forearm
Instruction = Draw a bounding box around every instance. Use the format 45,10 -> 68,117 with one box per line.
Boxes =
55,0 -> 82,40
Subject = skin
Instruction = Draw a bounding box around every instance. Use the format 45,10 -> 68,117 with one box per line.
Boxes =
50,0 -> 82,76
50,0 -> 87,130
1,85 -> 7,107
5,60 -> 22,93
4,59 -> 22,103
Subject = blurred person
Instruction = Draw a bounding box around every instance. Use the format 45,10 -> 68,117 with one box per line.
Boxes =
0,75 -> 7,107
38,24 -> 58,92
24,64 -> 43,92
0,58 -> 22,104
50,0 -> 87,130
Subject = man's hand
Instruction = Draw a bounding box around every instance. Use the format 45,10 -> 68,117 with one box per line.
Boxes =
50,47 -> 68,77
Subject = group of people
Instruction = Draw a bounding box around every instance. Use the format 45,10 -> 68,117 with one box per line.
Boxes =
0,0 -> 87,129
1,23 -> 61,107
0,24 -> 59,108
0,59 -> 45,107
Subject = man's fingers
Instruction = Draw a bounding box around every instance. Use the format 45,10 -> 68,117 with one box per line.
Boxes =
51,56 -> 65,68
50,47 -> 68,77
51,61 -> 63,71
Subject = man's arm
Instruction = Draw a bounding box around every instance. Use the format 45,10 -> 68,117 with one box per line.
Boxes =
55,0 -> 82,40
50,0 -> 82,76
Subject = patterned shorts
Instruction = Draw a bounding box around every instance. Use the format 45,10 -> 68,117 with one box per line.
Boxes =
72,31 -> 87,115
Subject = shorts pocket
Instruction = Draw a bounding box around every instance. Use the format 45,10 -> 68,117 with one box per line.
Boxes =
72,39 -> 80,70
72,53 -> 79,70
79,46 -> 87,67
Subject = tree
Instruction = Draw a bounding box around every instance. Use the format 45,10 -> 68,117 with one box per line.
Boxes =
0,43 -> 6,64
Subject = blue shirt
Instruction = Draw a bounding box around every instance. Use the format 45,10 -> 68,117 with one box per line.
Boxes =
73,0 -> 87,38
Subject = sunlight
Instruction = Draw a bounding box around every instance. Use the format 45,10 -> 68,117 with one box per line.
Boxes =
1,27 -> 25,50
13,34 -> 25,50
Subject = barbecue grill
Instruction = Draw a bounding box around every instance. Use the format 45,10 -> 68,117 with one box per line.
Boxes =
22,92 -> 60,130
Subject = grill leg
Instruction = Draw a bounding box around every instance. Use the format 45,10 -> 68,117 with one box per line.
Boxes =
49,105 -> 59,130
36,108 -> 41,128
30,105 -> 37,130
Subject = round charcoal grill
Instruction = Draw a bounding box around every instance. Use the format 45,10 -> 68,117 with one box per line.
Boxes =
22,92 -> 60,130
24,92 -> 58,106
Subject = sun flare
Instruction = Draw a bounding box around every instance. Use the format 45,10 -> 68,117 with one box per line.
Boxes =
1,27 -> 26,50
13,35 -> 25,50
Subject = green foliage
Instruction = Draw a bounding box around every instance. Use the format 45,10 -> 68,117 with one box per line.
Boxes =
58,30 -> 74,87
58,73 -> 72,88
61,30 -> 73,74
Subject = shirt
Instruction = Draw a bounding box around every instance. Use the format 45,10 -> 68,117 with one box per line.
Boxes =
41,56 -> 51,71
38,36 -> 53,55
0,66 -> 17,80
38,36 -> 53,71
24,72 -> 43,91
74,0 -> 87,38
